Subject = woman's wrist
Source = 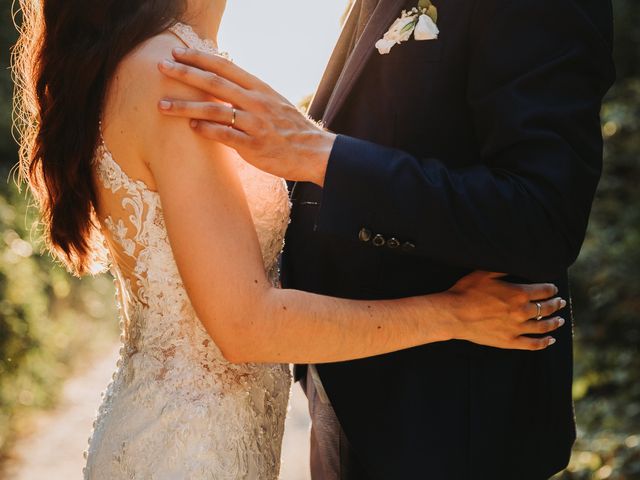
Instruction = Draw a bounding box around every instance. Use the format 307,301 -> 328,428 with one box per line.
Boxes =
409,293 -> 459,344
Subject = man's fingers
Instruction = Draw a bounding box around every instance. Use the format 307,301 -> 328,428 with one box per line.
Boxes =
171,48 -> 263,91
159,100 -> 254,133
158,60 -> 253,108
190,120 -> 251,148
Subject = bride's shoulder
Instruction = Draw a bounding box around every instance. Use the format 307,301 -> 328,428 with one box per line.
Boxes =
122,32 -> 179,73
104,30 -> 208,150
113,31 -> 197,104
102,30 -> 207,179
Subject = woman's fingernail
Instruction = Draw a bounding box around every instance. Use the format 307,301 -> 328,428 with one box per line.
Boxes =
161,60 -> 175,70
557,317 -> 565,327
173,47 -> 186,56
560,299 -> 567,308
158,100 -> 172,110
554,285 -> 559,294
548,337 -> 556,346
190,120 -> 199,129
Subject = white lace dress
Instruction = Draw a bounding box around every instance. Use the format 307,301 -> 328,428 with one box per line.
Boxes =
83,23 -> 292,480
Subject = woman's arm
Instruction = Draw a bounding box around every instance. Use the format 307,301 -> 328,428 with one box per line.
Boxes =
124,40 -> 564,365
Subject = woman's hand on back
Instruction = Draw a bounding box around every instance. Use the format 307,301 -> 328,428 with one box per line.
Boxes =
440,271 -> 565,351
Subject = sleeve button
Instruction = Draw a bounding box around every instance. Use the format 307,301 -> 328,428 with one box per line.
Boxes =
402,241 -> 416,252
372,234 -> 386,247
359,228 -> 372,242
387,238 -> 400,249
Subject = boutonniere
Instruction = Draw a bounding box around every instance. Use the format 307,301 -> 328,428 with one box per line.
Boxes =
375,0 -> 439,55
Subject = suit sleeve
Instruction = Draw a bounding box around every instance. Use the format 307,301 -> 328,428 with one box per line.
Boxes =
315,0 -> 615,280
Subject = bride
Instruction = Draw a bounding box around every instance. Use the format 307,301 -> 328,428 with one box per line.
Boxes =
13,0 -> 565,478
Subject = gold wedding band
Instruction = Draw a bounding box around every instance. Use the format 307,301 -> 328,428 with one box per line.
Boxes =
536,302 -> 543,321
229,107 -> 237,128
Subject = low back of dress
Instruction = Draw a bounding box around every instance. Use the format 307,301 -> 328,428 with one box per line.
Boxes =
84,23 -> 292,480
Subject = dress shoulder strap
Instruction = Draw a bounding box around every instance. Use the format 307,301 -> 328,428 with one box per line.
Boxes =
168,22 -> 219,55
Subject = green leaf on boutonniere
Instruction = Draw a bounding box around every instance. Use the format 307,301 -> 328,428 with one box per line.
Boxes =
401,19 -> 418,34
427,4 -> 438,23
417,0 -> 438,23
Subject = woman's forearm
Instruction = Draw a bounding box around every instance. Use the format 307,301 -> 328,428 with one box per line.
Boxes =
221,287 -> 455,364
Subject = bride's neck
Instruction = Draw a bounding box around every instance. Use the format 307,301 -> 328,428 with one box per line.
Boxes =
182,0 -> 225,45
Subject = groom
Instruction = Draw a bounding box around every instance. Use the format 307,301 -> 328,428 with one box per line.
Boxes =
158,0 -> 615,478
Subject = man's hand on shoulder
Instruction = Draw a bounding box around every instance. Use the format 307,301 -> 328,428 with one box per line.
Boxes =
157,48 -> 336,186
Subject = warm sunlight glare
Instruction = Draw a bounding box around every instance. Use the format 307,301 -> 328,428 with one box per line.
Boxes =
220,0 -> 348,104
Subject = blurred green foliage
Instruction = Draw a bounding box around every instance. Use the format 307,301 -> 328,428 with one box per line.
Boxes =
0,0 -> 117,460
0,185 -> 117,458
0,0 -> 638,478
554,1 -> 640,479
560,84 -> 640,480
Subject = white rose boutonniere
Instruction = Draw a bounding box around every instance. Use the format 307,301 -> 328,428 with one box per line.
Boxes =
414,13 -> 439,40
375,15 -> 417,54
375,0 -> 439,55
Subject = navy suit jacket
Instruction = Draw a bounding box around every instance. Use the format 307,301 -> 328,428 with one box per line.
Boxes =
281,0 -> 615,478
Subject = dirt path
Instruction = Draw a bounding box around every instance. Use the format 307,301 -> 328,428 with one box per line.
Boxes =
4,347 -> 311,480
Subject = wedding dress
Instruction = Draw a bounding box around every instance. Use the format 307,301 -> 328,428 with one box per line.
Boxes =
83,23 -> 292,480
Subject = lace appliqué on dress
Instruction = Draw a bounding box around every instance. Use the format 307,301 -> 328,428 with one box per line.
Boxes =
84,23 -> 292,480
169,22 -> 219,55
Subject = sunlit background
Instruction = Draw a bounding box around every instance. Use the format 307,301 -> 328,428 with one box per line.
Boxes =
0,1 -> 639,479
221,0 -> 347,104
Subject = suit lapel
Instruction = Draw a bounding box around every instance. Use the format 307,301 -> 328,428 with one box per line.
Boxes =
321,0 -> 407,126
307,2 -> 360,121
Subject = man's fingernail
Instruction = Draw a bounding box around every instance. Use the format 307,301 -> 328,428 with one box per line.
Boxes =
557,317 -> 565,327
190,120 -> 199,129
173,47 -> 186,56
159,100 -> 172,110
560,299 -> 567,308
554,285 -> 559,294
548,337 -> 556,346
161,60 -> 175,70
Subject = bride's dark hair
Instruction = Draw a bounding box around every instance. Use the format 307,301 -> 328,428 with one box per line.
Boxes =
13,0 -> 187,275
